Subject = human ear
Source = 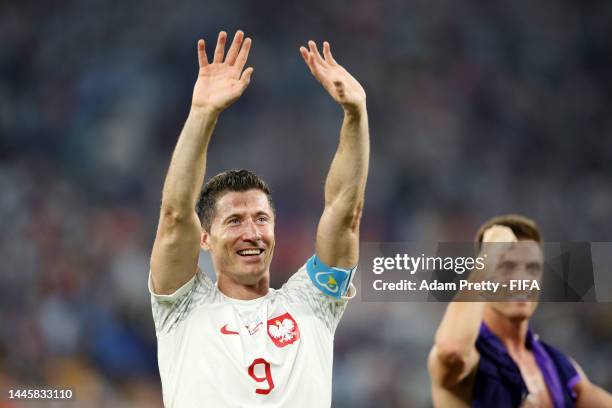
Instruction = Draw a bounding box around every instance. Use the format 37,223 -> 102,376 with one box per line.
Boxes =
201,231 -> 210,251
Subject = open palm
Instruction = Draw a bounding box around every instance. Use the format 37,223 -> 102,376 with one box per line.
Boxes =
192,31 -> 253,112
300,41 -> 366,113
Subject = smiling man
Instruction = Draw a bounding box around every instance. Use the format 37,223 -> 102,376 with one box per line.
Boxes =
428,214 -> 612,408
149,30 -> 369,407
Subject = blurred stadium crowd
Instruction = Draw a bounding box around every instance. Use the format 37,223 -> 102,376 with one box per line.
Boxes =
1,0 -> 611,406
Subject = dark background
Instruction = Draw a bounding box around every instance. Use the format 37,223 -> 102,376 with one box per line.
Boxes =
1,0 -> 611,406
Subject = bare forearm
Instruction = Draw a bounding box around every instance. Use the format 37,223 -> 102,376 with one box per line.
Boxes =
325,107 -> 369,208
435,302 -> 485,355
429,301 -> 484,387
161,107 -> 219,213
435,227 -> 514,355
315,107 -> 369,268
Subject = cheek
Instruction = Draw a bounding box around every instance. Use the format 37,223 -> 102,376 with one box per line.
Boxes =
209,232 -> 237,255
218,229 -> 240,245
262,225 -> 275,242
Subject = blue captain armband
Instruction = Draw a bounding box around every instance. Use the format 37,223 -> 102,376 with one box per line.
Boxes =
306,254 -> 356,299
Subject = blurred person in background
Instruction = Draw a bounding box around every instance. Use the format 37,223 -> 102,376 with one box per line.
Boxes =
428,214 -> 612,407
149,30 -> 369,406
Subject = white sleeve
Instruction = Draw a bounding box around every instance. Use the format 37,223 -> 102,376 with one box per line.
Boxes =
149,268 -> 214,336
278,263 -> 356,334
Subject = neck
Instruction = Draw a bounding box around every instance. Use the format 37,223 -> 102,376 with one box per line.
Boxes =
217,273 -> 269,300
483,307 -> 530,355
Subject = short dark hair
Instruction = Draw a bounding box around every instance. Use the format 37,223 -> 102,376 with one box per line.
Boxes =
196,169 -> 274,231
475,214 -> 542,250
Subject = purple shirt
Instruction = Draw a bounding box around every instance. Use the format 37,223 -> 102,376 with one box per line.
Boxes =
472,323 -> 580,408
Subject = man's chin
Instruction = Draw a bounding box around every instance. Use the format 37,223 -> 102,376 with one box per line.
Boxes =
503,303 -> 536,320
233,266 -> 268,285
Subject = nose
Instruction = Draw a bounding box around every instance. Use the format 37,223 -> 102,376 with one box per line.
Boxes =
242,218 -> 261,242
515,265 -> 530,280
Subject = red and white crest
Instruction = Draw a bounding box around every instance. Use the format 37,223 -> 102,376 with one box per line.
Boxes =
267,312 -> 300,348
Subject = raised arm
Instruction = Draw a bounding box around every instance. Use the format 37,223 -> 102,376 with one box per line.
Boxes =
150,31 -> 253,294
428,226 -> 517,390
300,41 -> 369,269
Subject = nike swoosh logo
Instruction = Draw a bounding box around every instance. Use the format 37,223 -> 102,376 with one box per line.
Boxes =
220,324 -> 239,335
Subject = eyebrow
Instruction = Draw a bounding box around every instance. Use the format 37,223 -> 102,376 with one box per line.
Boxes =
222,210 -> 271,223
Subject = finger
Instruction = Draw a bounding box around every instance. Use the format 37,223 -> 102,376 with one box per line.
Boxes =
225,30 -> 244,65
323,41 -> 338,65
308,40 -> 326,66
240,66 -> 254,86
234,37 -> 252,71
197,39 -> 208,67
299,46 -> 309,63
308,53 -> 324,81
299,47 -> 314,72
213,31 -> 227,63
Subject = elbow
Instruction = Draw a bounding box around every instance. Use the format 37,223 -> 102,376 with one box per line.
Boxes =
159,203 -> 195,229
161,189 -> 196,218
430,343 -> 470,388
434,328 -> 473,367
326,191 -> 364,231
434,329 -> 473,365
435,342 -> 467,367
336,201 -> 363,233
347,200 -> 364,231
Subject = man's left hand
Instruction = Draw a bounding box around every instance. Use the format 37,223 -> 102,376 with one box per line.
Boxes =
300,41 -> 366,114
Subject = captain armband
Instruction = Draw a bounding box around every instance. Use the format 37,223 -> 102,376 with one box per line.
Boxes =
306,254 -> 356,299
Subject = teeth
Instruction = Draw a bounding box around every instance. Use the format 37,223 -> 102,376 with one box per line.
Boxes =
238,249 -> 262,256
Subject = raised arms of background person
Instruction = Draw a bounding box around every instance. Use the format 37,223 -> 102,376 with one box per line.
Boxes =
300,41 -> 369,269
428,226 -> 612,406
150,31 -> 253,294
428,226 -> 516,389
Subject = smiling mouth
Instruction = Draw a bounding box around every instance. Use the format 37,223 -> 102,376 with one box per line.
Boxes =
236,248 -> 264,256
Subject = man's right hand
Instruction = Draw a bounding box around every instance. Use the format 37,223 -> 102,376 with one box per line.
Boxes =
192,30 -> 254,113
480,225 -> 518,272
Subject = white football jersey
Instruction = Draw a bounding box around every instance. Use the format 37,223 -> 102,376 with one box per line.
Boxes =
149,261 -> 355,407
